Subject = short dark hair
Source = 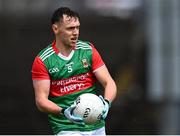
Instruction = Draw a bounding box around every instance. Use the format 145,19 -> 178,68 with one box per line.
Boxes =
51,7 -> 80,24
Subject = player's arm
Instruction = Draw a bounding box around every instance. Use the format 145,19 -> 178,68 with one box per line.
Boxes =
91,44 -> 117,119
94,66 -> 117,103
95,66 -> 117,120
32,57 -> 84,124
33,79 -> 61,115
32,57 -> 62,115
33,79 -> 84,125
91,44 -> 117,102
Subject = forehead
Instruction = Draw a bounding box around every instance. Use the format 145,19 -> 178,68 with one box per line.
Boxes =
62,14 -> 80,25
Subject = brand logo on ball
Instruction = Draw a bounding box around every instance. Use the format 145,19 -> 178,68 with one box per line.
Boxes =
75,97 -> 81,105
97,113 -> 102,120
83,108 -> 91,118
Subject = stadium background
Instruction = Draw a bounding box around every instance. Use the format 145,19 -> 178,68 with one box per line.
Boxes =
0,0 -> 179,134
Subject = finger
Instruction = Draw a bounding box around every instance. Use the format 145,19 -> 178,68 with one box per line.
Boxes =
70,104 -> 76,109
73,120 -> 85,126
68,105 -> 76,114
99,95 -> 103,99
71,116 -> 85,125
101,110 -> 106,119
99,95 -> 105,102
71,113 -> 84,122
101,112 -> 107,120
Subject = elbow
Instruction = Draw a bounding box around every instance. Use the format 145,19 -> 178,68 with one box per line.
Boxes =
108,78 -> 117,91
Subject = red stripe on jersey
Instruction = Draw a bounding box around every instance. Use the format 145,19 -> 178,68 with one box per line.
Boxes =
50,72 -> 95,97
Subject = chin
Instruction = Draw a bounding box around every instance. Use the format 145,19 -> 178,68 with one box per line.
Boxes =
70,42 -> 76,46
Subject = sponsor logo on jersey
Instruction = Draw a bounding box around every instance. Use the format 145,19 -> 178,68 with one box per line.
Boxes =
50,72 -> 94,96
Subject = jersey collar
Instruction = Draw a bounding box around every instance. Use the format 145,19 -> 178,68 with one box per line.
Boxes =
52,40 -> 76,60
52,40 -> 59,54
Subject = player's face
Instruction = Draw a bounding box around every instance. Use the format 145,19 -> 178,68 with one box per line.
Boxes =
56,15 -> 80,47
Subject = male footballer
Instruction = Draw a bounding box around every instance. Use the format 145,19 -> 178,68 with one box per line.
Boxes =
31,7 -> 117,135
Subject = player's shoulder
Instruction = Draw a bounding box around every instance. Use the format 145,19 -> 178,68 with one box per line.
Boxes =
37,44 -> 52,56
76,40 -> 93,50
37,43 -> 54,60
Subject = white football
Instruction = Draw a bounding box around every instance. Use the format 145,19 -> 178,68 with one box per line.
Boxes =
73,93 -> 104,124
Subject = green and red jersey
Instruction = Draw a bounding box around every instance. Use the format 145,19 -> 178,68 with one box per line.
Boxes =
31,40 -> 105,134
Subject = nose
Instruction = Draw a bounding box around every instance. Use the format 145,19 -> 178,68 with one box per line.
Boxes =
73,27 -> 79,35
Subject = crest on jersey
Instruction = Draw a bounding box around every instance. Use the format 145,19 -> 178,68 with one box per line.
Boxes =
82,59 -> 89,68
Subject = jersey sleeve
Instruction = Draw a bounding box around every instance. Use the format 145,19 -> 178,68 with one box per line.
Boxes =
91,44 -> 105,72
31,57 -> 50,80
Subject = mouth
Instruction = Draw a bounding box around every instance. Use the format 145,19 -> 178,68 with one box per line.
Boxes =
71,37 -> 77,42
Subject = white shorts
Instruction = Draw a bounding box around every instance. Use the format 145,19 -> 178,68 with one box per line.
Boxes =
56,127 -> 106,136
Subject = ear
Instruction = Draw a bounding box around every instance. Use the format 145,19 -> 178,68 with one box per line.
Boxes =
52,24 -> 59,34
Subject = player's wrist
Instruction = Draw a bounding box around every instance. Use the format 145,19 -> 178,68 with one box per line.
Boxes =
61,108 -> 66,115
104,99 -> 111,107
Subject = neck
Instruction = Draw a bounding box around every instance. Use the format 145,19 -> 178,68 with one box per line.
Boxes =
55,39 -> 73,56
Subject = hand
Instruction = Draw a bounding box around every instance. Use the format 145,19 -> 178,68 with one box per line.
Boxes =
99,95 -> 111,120
62,104 -> 85,125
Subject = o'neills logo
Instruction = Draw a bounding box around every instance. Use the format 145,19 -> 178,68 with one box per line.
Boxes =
50,72 -> 94,97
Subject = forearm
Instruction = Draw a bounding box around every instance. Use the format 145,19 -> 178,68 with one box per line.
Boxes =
36,97 -> 62,115
104,79 -> 117,103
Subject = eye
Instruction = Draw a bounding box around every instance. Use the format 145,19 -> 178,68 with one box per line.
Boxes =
67,26 -> 80,31
76,26 -> 80,30
67,27 -> 75,30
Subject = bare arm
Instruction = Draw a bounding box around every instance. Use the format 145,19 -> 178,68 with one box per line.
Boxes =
33,80 -> 62,115
94,65 -> 117,102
